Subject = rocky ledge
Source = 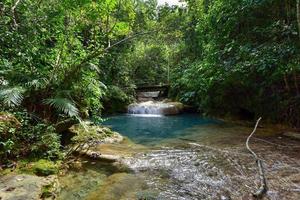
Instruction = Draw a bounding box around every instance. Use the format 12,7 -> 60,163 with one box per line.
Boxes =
0,174 -> 58,200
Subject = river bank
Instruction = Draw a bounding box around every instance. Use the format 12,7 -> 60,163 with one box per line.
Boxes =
1,118 -> 300,200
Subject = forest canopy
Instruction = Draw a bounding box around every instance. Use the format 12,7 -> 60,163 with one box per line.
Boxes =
1,0 -> 300,162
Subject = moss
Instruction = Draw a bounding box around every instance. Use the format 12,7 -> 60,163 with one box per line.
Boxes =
32,159 -> 59,176
18,159 -> 60,176
41,184 -> 55,199
70,123 -> 118,144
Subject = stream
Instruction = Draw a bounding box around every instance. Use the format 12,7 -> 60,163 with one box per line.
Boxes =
58,112 -> 300,200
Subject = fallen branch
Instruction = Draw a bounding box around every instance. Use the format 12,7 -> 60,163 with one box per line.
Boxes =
246,117 -> 267,199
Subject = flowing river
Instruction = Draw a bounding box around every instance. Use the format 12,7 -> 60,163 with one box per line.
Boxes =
58,104 -> 300,200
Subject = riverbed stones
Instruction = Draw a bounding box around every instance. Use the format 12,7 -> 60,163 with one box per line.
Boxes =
0,174 -> 57,200
85,173 -> 149,200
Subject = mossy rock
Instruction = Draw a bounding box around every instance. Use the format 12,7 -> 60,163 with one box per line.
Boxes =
31,159 -> 59,176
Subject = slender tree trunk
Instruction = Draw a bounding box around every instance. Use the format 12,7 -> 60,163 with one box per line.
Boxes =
284,73 -> 291,93
297,0 -> 300,39
293,71 -> 299,95
285,0 -> 290,24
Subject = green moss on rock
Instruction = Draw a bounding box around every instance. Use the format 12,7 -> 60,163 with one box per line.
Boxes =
31,159 -> 59,176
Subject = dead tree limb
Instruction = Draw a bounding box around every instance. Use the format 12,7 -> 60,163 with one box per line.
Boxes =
11,0 -> 21,28
246,117 -> 267,199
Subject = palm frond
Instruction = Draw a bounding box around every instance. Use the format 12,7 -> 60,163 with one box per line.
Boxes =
0,87 -> 25,107
99,81 -> 107,90
43,98 -> 79,117
88,63 -> 100,73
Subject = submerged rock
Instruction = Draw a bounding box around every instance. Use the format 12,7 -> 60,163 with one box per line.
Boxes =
85,173 -> 149,200
0,174 -> 57,200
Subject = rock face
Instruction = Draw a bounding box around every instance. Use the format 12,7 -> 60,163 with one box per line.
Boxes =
0,174 -> 57,200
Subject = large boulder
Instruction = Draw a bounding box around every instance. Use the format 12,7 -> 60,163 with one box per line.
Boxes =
160,102 -> 184,115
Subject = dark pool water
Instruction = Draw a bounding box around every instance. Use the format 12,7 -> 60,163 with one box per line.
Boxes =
102,114 -> 218,145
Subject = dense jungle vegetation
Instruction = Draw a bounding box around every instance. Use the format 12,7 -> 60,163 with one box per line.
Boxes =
1,0 -> 300,164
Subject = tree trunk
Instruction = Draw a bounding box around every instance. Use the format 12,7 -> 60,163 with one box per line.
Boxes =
297,0 -> 300,39
284,73 -> 291,93
293,71 -> 299,95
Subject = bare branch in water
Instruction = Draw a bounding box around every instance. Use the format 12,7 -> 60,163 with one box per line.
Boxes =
246,117 -> 267,199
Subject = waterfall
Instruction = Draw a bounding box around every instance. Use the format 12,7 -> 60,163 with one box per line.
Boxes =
128,101 -> 183,115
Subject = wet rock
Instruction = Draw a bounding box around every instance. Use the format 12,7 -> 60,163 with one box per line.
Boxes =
161,102 -> 184,115
84,150 -> 121,162
102,132 -> 123,144
0,174 -> 57,200
282,132 -> 300,140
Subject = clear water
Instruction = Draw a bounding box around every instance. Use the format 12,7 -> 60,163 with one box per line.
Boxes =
59,115 -> 300,200
102,114 -> 218,145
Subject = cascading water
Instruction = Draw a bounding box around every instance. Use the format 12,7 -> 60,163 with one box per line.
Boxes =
127,101 -> 183,115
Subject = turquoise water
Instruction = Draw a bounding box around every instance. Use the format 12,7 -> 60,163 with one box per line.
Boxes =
102,114 -> 218,145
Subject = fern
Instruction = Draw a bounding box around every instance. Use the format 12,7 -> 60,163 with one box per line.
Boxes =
25,78 -> 48,90
0,87 -> 25,107
43,98 -> 79,117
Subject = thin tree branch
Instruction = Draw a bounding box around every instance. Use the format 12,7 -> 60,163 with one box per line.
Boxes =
11,0 -> 21,28
60,30 -> 159,85
246,117 -> 268,199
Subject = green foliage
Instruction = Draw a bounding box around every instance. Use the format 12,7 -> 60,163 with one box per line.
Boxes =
170,0 -> 300,126
1,0 -> 300,168
44,98 -> 79,118
71,123 -> 114,144
0,0 -> 137,120
0,112 -> 61,163
0,87 -> 25,107
67,122 -> 117,157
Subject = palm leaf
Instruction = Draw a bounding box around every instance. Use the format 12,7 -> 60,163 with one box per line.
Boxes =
88,63 -> 100,73
0,87 -> 24,107
43,98 -> 79,117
